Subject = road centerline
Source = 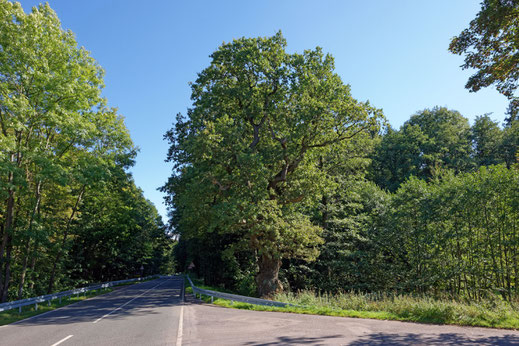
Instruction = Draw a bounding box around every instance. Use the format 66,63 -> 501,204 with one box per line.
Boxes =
50,335 -> 73,346
176,306 -> 184,346
92,279 -> 170,324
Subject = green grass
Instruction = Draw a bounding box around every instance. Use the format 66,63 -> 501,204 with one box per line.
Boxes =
272,290 -> 519,330
186,278 -> 519,330
0,287 -> 113,326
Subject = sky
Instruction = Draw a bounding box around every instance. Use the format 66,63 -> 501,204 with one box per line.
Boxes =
19,0 -> 510,221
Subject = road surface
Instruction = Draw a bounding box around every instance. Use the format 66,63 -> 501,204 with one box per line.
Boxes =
0,277 -> 182,346
1,276 -> 518,345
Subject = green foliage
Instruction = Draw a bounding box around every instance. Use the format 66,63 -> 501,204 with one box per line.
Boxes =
167,31 -> 519,303
280,160 -> 519,303
371,107 -> 473,191
0,1 -> 174,302
378,165 -> 519,298
273,290 -> 519,329
501,119 -> 519,167
449,0 -> 519,123
65,175 -> 173,286
283,178 -> 389,293
471,114 -> 504,166
163,32 -> 383,296
190,278 -> 519,330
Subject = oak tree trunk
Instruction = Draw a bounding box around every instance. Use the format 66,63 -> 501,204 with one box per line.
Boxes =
256,254 -> 282,298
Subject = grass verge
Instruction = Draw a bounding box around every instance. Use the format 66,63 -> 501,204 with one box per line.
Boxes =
186,278 -> 519,330
0,288 -> 113,326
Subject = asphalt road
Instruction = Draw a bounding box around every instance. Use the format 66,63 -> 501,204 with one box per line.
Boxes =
182,298 -> 519,345
0,276 -> 183,346
1,275 -> 519,345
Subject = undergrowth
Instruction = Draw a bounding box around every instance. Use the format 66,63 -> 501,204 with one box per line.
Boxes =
186,276 -> 519,330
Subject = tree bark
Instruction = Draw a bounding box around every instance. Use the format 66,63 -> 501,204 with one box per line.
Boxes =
28,250 -> 37,292
18,180 -> 42,299
255,253 -> 282,297
17,239 -> 31,300
47,186 -> 85,294
1,240 -> 13,302
0,176 -> 16,302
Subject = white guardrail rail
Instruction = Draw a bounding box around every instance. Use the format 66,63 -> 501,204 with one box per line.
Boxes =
186,275 -> 290,307
0,275 -> 160,313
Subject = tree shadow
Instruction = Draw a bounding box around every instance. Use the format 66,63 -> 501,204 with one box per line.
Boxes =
182,293 -> 519,345
244,334 -> 344,345
348,332 -> 519,345
10,278 -> 183,326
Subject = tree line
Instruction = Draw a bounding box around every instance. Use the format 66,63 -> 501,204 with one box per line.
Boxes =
168,88 -> 519,300
286,118 -> 519,301
0,1 -> 174,302
165,0 -> 519,299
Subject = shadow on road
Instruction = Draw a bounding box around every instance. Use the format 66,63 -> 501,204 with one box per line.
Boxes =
347,332 -> 519,345
243,332 -> 519,345
183,294 -> 519,346
11,278 -> 183,326
243,334 -> 343,345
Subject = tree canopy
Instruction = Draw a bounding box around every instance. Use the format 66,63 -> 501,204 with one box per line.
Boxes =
163,32 -> 383,297
449,0 -> 519,123
0,0 -> 174,302
371,107 -> 473,191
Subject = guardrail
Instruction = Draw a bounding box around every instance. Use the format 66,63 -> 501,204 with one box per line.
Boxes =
0,275 -> 160,313
186,275 -> 290,308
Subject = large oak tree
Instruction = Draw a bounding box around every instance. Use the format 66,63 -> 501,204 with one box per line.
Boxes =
163,32 -> 382,297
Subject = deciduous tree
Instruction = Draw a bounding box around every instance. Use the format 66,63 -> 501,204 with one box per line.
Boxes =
449,0 -> 519,123
163,32 -> 382,297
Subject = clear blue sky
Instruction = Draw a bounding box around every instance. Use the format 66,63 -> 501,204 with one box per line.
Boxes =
19,0 -> 509,221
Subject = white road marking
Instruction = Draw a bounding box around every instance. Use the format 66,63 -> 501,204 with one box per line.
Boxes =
50,335 -> 73,346
6,280 -> 155,326
93,279 -> 169,324
176,306 -> 184,346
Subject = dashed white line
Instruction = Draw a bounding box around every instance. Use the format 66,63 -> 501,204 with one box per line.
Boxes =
7,286 -> 112,326
93,279 -> 169,324
50,335 -> 73,346
176,306 -> 184,346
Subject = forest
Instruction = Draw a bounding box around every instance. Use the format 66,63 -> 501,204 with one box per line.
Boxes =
2,0 -> 519,311
164,0 -> 519,302
0,1 -> 174,302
